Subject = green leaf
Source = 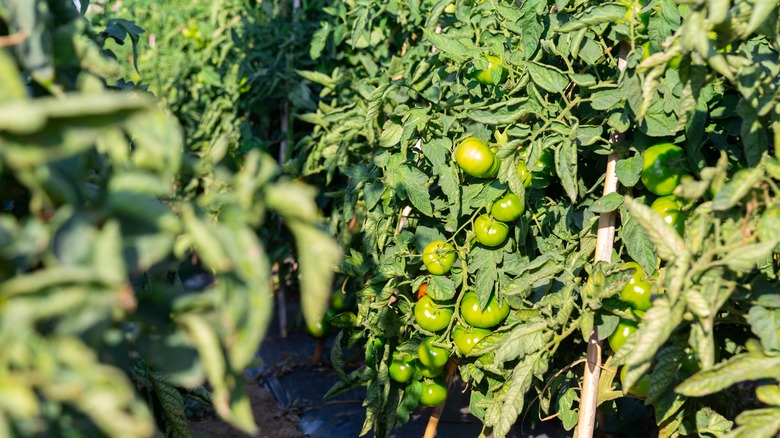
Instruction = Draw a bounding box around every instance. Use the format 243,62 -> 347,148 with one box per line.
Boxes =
526,62 -> 568,94
287,219 -> 341,329
725,242 -> 777,273
422,29 -> 470,63
615,154 -> 643,187
623,196 -> 687,263
676,353 -> 780,397
589,192 -> 623,213
727,407 -> 780,438
554,4 -> 626,33
555,139 -> 578,202
398,165 -> 433,217
711,168 -> 764,211
427,275 -> 456,301
747,306 -> 780,352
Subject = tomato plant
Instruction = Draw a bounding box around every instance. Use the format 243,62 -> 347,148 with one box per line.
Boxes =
302,0 -> 780,436
414,295 -> 454,332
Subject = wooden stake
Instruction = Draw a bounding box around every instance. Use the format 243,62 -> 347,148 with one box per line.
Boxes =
576,43 -> 628,438
423,360 -> 459,438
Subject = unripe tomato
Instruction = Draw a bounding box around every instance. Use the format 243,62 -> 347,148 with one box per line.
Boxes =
474,214 -> 509,247
608,319 -> 638,352
455,137 -> 499,178
620,366 -> 651,398
650,195 -> 685,236
422,240 -> 456,275
641,143 -> 688,196
306,308 -> 336,339
331,287 -> 351,311
389,353 -> 415,383
416,360 -> 444,378
619,263 -> 652,311
491,193 -> 524,222
472,55 -> 508,86
680,347 -> 700,375
460,291 -> 510,328
419,378 -> 448,406
418,337 -> 450,369
517,161 -> 533,187
414,295 -> 454,332
452,325 -> 491,356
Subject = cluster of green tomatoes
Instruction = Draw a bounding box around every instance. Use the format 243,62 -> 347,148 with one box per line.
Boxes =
386,127 -> 554,406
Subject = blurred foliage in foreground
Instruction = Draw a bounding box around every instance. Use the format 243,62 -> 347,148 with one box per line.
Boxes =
0,0 -> 338,436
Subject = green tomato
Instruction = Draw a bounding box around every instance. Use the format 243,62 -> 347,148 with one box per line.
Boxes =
491,193 -> 525,222
620,366 -> 651,398
419,378 -> 448,407
518,148 -> 554,187
306,308 -> 336,339
414,295 -> 454,332
330,287 -> 351,311
472,55 -> 508,86
650,195 -> 685,236
455,137 -> 499,178
460,291 -> 510,328
422,240 -> 456,275
517,161 -> 533,188
680,348 -> 700,375
418,336 -> 450,369
474,214 -> 509,247
608,318 -> 638,352
416,360 -> 444,378
641,143 -> 688,196
452,325 -> 491,356
619,263 -> 652,311
389,353 -> 415,383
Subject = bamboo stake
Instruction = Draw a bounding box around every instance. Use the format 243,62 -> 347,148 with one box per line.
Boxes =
575,42 -> 628,438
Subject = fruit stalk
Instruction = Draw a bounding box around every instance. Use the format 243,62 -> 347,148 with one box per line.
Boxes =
576,42 -> 628,438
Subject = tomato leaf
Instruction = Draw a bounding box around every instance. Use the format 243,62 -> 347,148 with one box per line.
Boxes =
676,354 -> 780,397
427,275 -> 456,301
711,167 -> 764,210
526,62 -> 568,94
555,138 -> 578,202
747,306 -> 780,353
615,154 -> 643,187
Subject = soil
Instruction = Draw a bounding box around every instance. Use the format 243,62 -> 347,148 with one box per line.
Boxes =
188,375 -> 303,438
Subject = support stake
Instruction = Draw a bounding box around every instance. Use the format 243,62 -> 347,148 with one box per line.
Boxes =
576,42 -> 628,438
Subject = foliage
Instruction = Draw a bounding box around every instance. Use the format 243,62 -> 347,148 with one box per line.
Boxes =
0,1 -> 337,437
295,0 -> 780,436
